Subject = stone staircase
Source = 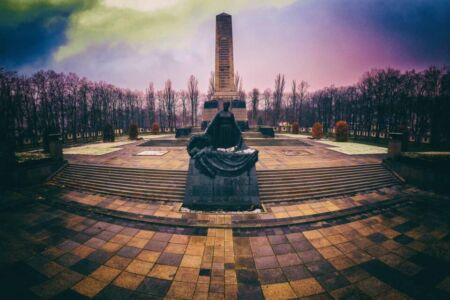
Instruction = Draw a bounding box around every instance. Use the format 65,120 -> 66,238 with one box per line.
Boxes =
49,164 -> 187,202
258,164 -> 401,203
49,163 -> 401,204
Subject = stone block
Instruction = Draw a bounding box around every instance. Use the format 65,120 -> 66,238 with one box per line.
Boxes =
183,159 -> 260,211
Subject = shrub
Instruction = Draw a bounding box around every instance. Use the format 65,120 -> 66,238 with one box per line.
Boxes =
335,120 -> 349,142
103,124 -> 115,142
292,122 -> 299,134
152,123 -> 160,135
312,122 -> 323,139
128,123 -> 138,140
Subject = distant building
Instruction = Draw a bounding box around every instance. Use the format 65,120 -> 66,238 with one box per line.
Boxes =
201,13 -> 248,130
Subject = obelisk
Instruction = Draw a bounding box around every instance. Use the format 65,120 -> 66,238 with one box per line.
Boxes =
214,13 -> 237,102
201,13 -> 248,131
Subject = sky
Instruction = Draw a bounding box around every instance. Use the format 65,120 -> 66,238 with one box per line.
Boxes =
1,0 -> 449,92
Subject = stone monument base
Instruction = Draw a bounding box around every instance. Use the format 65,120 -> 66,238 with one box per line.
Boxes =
183,159 -> 260,211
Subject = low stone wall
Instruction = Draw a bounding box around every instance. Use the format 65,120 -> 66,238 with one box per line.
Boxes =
384,155 -> 450,194
259,127 -> 275,137
175,127 -> 192,138
2,159 -> 67,188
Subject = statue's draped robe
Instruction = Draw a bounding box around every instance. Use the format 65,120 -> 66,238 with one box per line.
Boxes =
206,111 -> 241,149
187,110 -> 258,178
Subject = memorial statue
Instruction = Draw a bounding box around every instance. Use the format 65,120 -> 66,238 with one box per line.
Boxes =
187,102 -> 258,178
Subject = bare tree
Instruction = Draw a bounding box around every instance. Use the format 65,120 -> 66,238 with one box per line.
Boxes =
250,88 -> 260,124
180,90 -> 188,127
263,89 -> 271,125
2,65 -> 450,155
163,80 -> 176,131
146,83 -> 156,127
298,80 -> 309,126
156,90 -> 165,130
187,75 -> 199,127
273,74 -> 285,126
207,72 -> 215,100
290,80 -> 298,123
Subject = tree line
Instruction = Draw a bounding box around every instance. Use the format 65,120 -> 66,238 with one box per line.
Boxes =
0,69 -> 200,149
247,67 -> 450,148
1,65 -> 449,152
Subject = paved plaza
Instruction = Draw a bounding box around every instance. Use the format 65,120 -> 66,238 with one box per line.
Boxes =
64,135 -> 382,170
1,135 -> 449,300
1,186 -> 449,299
2,2 -> 448,299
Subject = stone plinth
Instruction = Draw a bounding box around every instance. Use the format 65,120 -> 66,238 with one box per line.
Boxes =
48,133 -> 63,161
183,159 -> 260,211
388,132 -> 403,158
175,127 -> 192,138
259,127 -> 275,137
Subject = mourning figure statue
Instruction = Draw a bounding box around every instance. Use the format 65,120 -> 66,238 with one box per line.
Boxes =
187,102 -> 258,177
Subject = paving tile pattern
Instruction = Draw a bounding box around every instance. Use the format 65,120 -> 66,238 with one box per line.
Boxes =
65,135 -> 383,171
46,185 -> 413,228
1,188 -> 449,299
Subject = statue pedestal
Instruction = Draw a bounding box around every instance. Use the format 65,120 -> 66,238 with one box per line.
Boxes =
388,132 -> 403,159
183,159 -> 260,211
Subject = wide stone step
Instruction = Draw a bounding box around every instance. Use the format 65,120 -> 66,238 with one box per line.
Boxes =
54,177 -> 185,195
69,162 -> 187,172
258,163 -> 381,172
257,170 -> 388,181
257,169 -> 390,184
67,164 -> 187,176
54,181 -> 184,201
62,171 -> 186,182
260,178 -> 398,197
260,176 -> 398,193
60,170 -> 186,185
64,168 -> 187,180
260,182 -> 399,203
256,166 -> 386,179
258,174 -> 396,192
258,170 -> 392,183
63,166 -> 187,180
55,175 -> 186,192
49,163 -> 400,204
257,164 -> 384,176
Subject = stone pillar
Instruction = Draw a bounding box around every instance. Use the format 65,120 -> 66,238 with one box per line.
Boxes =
203,13 -> 248,127
48,133 -> 63,161
388,132 -> 403,158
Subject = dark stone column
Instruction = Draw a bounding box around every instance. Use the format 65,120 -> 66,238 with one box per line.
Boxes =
48,133 -> 63,161
388,132 -> 403,158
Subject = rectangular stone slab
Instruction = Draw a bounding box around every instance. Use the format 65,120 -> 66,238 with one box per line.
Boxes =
183,159 -> 260,211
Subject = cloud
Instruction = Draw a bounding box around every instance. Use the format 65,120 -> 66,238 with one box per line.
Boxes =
0,0 -> 95,68
2,0 -> 448,92
55,0 -> 296,60
0,0 -> 295,67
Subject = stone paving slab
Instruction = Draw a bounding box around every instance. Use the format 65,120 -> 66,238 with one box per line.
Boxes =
63,141 -> 135,155
315,140 -> 387,155
48,186 -> 410,228
64,135 -> 384,171
0,188 -> 449,299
